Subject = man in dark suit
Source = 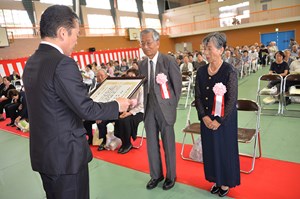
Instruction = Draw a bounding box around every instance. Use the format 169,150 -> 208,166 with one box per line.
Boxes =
22,5 -> 130,199
139,28 -> 182,190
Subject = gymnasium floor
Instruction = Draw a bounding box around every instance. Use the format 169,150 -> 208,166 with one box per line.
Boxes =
0,66 -> 299,199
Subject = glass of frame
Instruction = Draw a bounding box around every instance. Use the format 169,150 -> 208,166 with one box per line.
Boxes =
90,77 -> 145,103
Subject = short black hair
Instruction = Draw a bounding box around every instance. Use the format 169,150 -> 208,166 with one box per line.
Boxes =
40,5 -> 79,39
126,68 -> 139,77
86,64 -> 92,69
275,51 -> 285,59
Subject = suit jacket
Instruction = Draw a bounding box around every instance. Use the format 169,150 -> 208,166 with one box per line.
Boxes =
23,44 -> 119,175
139,53 -> 182,125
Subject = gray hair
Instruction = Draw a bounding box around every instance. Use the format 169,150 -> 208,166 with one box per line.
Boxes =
202,32 -> 227,50
140,28 -> 160,41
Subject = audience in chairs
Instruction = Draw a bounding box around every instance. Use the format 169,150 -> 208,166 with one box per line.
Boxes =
0,76 -> 16,121
268,50 -> 289,88
82,64 -> 95,92
193,52 -> 207,71
241,50 -> 251,76
115,68 -> 144,154
180,55 -> 193,75
284,49 -> 294,67
5,89 -> 28,127
259,44 -> 269,67
83,69 -> 112,147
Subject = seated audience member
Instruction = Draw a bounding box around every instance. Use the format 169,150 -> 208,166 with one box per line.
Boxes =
289,59 -> 300,73
180,55 -> 193,75
120,59 -> 129,73
5,89 -> 28,127
131,61 -> 139,70
107,62 -> 115,77
223,49 -> 234,66
241,50 -> 251,76
83,69 -> 112,147
268,51 -> 289,90
0,76 -> 16,121
233,49 -> 243,76
193,52 -> 207,71
284,49 -> 294,67
9,71 -> 21,81
259,44 -> 269,67
290,45 -> 299,59
249,46 -> 259,72
115,68 -> 144,154
0,76 -> 5,94
285,59 -> 300,104
82,64 -> 95,92
268,41 -> 278,64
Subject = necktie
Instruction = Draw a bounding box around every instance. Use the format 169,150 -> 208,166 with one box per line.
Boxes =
149,60 -> 154,90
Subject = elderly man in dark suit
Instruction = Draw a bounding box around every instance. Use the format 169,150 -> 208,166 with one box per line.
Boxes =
139,28 -> 182,190
22,5 -> 130,199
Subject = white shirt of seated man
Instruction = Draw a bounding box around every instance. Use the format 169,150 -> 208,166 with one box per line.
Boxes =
82,66 -> 95,85
180,56 -> 193,74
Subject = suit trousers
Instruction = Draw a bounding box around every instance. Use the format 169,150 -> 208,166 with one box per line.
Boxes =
144,93 -> 176,180
39,164 -> 89,199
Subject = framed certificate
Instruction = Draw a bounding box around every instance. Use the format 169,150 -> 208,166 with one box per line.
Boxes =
90,77 -> 145,103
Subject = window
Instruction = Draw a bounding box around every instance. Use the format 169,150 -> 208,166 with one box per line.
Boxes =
86,0 -> 111,9
145,18 -> 161,31
87,14 -> 115,35
119,16 -> 140,28
0,9 -> 33,36
40,0 -> 72,6
143,0 -> 159,14
117,0 -> 138,12
219,2 -> 249,27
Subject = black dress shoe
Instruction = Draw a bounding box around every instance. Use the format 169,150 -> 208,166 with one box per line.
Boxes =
118,147 -> 124,153
146,176 -> 164,190
97,143 -> 105,151
6,123 -> 14,127
218,188 -> 229,197
119,144 -> 132,154
210,184 -> 220,194
162,178 -> 176,190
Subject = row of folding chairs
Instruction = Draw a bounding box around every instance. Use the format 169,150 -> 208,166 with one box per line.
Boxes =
257,73 -> 300,116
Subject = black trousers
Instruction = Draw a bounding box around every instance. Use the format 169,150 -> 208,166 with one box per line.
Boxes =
4,103 -> 20,123
39,164 -> 89,199
83,120 -> 111,145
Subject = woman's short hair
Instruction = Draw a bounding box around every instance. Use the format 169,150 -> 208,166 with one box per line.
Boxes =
275,51 -> 285,59
202,32 -> 227,50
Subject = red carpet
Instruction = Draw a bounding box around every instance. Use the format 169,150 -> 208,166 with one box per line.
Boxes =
2,124 -> 300,198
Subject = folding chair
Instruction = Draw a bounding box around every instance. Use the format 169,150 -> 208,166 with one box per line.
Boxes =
256,74 -> 283,115
133,122 -> 145,149
180,100 -> 201,162
237,99 -> 262,174
178,74 -> 192,109
282,73 -> 300,116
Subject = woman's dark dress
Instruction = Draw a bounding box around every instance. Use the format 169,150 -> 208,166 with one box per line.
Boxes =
195,62 -> 240,187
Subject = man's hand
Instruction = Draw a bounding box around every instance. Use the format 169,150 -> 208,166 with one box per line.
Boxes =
115,98 -> 131,112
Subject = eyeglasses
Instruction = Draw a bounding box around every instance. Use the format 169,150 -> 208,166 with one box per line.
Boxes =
140,41 -> 155,47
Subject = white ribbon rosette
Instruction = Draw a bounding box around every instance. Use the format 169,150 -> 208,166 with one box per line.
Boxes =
212,82 -> 227,117
156,73 -> 170,99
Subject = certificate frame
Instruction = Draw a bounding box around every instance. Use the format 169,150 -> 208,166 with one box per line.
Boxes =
90,76 -> 145,103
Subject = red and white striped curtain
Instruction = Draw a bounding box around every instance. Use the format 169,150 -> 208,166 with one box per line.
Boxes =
0,48 -> 140,77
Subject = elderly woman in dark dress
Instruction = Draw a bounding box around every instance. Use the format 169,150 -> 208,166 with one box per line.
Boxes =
195,32 -> 240,197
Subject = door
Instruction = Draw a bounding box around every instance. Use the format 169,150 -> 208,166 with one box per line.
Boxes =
260,30 -> 295,50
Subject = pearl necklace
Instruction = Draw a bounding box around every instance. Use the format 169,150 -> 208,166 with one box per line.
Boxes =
208,65 -> 220,75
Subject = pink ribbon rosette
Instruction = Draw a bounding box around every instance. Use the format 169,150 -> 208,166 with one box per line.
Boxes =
156,73 -> 170,99
212,82 -> 227,117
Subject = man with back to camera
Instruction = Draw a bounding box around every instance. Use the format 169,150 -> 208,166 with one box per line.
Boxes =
139,28 -> 182,191
22,5 -> 130,199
